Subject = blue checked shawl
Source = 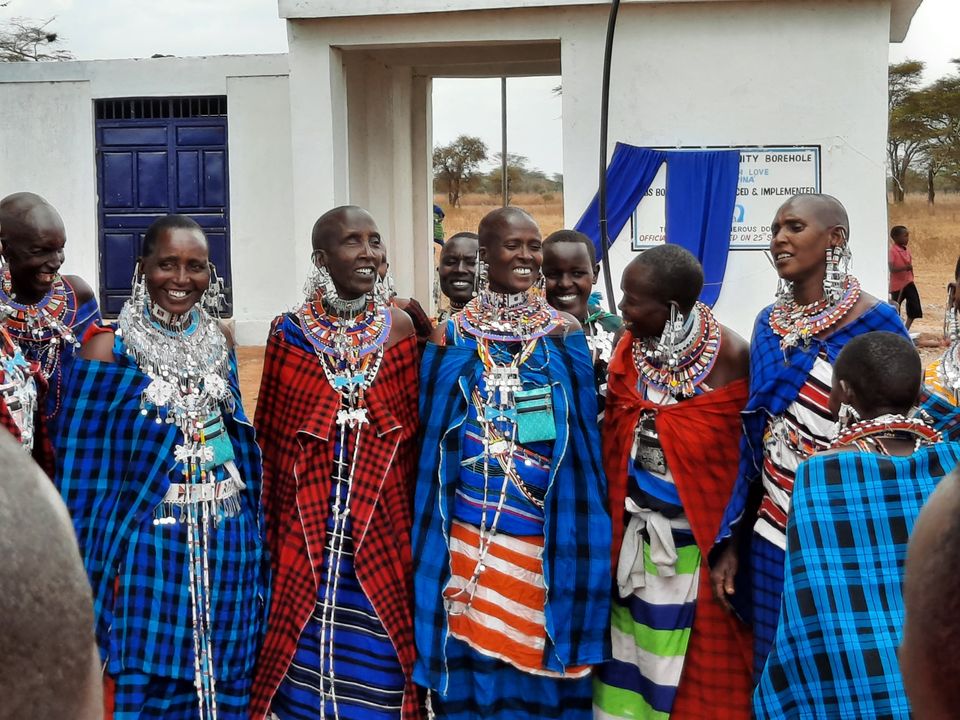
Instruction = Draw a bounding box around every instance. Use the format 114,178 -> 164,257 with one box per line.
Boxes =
716,300 -> 908,546
412,326 -> 612,692
55,333 -> 266,681
754,442 -> 960,718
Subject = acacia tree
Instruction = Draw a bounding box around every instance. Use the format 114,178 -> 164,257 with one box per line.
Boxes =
433,135 -> 488,207
0,16 -> 73,62
919,62 -> 960,203
888,61 -> 929,203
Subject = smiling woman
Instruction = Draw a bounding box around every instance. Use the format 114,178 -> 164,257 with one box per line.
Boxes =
56,213 -> 267,720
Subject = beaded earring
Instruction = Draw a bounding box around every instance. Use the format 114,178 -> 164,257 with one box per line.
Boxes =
945,285 -> 959,342
129,261 -> 147,307
474,249 -> 489,296
653,302 -> 685,369
201,262 -> 225,317
823,239 -> 851,305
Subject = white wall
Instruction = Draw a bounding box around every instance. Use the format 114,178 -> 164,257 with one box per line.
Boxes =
559,0 -> 893,338
0,80 -> 98,284
0,55 -> 292,341
226,74 -> 298,344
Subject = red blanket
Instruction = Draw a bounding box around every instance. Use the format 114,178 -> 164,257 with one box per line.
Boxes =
603,332 -> 752,719
250,322 -> 420,720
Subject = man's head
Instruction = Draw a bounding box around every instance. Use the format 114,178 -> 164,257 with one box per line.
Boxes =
891,225 -> 910,247
769,193 -> 849,286
0,429 -> 102,720
477,207 -> 541,294
618,244 -> 703,339
542,230 -> 599,322
901,469 -> 960,719
0,192 -> 67,304
829,331 -> 921,421
438,232 -> 478,308
310,206 -> 385,300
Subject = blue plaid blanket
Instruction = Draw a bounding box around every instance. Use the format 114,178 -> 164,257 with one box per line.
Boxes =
55,334 -> 266,680
412,326 -> 611,695
716,301 -> 907,547
754,442 -> 960,718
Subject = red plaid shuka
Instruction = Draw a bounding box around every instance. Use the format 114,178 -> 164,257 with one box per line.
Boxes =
603,332 -> 753,719
250,318 -> 421,720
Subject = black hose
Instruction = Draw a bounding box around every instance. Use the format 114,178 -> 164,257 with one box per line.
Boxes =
598,0 -> 622,315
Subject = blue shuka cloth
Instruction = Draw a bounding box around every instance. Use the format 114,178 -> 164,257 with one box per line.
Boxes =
754,442 -> 960,718
412,326 -> 612,702
55,335 -> 267,681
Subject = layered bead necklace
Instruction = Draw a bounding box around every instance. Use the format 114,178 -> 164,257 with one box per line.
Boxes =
0,318 -> 38,452
770,275 -> 860,353
117,290 -> 232,720
633,301 -> 720,400
0,269 -> 79,379
297,288 -> 390,719
938,319 -> 960,402
446,289 -> 557,614
832,413 -> 941,453
584,308 -> 616,365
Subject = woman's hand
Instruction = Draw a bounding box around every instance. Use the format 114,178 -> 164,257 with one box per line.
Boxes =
710,542 -> 739,613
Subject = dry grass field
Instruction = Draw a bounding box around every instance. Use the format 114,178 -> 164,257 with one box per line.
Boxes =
436,192 -> 565,237
236,192 -> 960,408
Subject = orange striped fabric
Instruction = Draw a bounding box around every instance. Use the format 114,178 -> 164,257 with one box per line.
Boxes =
444,520 -> 589,678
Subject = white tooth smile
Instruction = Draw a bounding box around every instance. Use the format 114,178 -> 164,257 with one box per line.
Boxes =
168,289 -> 188,299
557,294 -> 578,302
514,268 -> 532,275
775,253 -> 793,261
450,281 -> 470,288
356,268 -> 374,275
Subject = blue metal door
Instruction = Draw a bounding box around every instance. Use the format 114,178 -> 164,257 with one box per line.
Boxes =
95,96 -> 231,316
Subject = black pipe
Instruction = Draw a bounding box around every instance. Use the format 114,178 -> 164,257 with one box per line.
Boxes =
598,0 -> 622,315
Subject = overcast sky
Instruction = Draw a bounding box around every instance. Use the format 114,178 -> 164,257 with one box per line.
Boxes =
3,0 -> 957,177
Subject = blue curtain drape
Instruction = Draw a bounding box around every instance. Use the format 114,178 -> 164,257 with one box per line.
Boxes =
574,143 -> 741,308
574,144 -> 666,255
665,150 -> 741,307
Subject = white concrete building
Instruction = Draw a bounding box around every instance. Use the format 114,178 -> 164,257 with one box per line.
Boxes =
0,0 -> 923,342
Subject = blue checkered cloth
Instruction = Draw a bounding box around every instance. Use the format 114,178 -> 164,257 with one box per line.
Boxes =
112,670 -> 252,720
55,333 -> 267,681
412,325 -> 612,703
916,386 -> 960,441
754,442 -> 960,718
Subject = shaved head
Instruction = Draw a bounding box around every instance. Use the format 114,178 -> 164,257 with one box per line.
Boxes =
478,206 -> 538,248
311,205 -> 375,254
0,192 -> 64,245
784,193 -> 850,239
0,429 -> 101,719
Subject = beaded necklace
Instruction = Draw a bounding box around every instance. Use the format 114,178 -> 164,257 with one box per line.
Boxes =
296,291 -> 391,719
831,413 -> 941,453
769,275 -> 861,352
584,309 -> 616,365
0,269 -> 79,379
459,288 -> 560,342
117,292 -> 233,720
633,302 -> 720,400
0,320 -> 38,452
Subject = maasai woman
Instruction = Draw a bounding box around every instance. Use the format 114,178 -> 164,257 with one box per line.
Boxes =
924,256 -> 960,405
711,194 -> 909,678
755,332 -> 958,718
251,206 -> 421,720
435,231 -> 478,324
594,245 -> 752,720
56,214 -> 266,719
542,229 -> 622,403
414,206 -> 612,720
0,192 -> 101,434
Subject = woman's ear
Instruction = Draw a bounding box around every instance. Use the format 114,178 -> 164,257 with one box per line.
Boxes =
829,225 -> 848,249
592,264 -> 601,285
839,378 -> 857,408
311,249 -> 326,269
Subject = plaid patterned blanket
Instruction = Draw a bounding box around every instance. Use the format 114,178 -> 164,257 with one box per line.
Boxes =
755,442 -> 960,718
